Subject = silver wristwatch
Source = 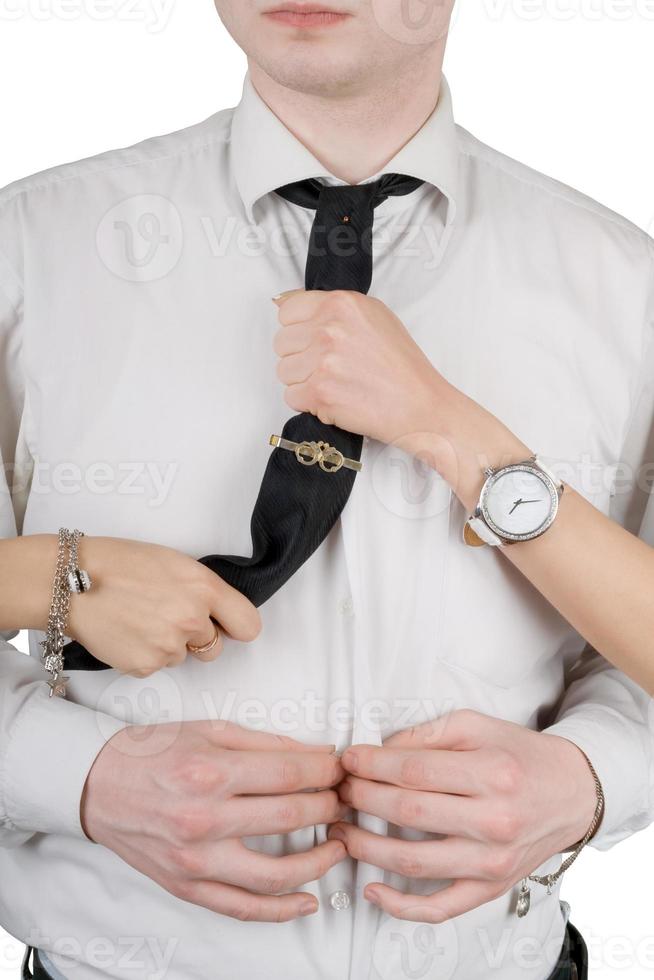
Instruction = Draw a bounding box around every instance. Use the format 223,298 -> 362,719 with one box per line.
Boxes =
464,455 -> 564,548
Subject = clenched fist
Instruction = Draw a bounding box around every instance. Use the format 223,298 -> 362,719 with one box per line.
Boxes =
273,289 -> 447,448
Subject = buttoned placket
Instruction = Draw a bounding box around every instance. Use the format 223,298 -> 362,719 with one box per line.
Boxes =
336,436 -> 389,979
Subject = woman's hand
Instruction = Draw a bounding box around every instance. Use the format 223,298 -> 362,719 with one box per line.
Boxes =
66,536 -> 261,676
273,290 -> 531,509
274,289 -> 443,449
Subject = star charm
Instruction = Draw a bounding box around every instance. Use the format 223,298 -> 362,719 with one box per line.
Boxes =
48,675 -> 70,699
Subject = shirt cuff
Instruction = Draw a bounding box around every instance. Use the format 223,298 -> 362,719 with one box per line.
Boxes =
544,707 -> 652,851
3,688 -> 127,839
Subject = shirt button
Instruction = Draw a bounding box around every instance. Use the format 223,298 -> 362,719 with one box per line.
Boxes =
329,890 -> 352,912
339,596 -> 354,617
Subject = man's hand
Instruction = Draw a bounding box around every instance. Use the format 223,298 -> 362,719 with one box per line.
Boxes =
82,721 -> 348,922
273,290 -> 446,448
328,710 -> 598,923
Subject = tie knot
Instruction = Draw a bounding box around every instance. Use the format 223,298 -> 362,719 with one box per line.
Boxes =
276,173 -> 424,214
275,173 -> 425,295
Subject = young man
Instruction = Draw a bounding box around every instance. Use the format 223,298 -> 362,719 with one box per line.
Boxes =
1,2 -> 653,978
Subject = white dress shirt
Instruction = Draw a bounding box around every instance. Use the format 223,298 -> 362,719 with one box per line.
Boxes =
1,75 -> 653,980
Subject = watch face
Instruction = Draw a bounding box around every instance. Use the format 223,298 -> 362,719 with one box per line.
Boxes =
481,465 -> 559,542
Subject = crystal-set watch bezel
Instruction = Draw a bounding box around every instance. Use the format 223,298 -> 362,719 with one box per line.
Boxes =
478,462 -> 561,544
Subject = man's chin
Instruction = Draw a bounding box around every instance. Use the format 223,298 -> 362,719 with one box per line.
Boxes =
250,50 -> 376,99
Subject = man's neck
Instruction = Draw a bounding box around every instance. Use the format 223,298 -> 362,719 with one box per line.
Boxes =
248,56 -> 445,185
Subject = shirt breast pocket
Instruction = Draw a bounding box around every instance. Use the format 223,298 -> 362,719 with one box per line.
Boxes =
436,496 -> 580,690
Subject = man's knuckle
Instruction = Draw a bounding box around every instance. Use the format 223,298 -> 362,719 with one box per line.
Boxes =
400,754 -> 427,787
484,808 -> 521,845
170,846 -> 204,879
491,753 -> 523,795
396,850 -> 425,879
275,800 -> 302,828
169,804 -> 212,843
397,794 -> 424,827
172,754 -> 230,795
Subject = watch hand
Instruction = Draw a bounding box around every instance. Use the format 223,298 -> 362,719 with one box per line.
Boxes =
509,499 -> 541,515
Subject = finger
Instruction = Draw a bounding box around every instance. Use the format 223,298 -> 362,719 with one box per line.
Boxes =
273,290 -> 326,325
228,750 -> 344,795
384,710 -> 496,752
193,720 -> 336,755
273,321 -> 313,357
276,348 -> 320,387
201,574 -> 261,643
341,746 -> 482,796
200,839 -> 347,894
284,380 -> 341,424
339,777 -> 481,839
364,878 -> 503,924
328,825 -> 506,881
220,790 -> 349,837
178,879 -> 320,922
186,619 -> 223,663
284,380 -> 318,416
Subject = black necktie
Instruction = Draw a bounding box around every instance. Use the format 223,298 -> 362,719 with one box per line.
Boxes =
63,174 -> 424,670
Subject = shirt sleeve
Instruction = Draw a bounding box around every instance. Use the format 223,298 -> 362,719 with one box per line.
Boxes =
544,243 -> 654,851
0,197 -> 127,847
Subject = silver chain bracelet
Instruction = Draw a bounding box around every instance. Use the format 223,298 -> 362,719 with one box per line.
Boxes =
516,752 -> 605,917
40,528 -> 92,699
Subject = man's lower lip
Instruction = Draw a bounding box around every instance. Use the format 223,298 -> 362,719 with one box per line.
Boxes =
265,10 -> 350,28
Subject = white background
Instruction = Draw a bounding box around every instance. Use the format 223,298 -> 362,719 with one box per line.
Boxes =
0,2 -> 653,978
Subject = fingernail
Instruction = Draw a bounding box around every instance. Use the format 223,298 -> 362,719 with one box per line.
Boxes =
338,781 -> 352,803
343,750 -> 359,773
366,888 -> 382,907
328,825 -> 346,842
300,899 -> 319,916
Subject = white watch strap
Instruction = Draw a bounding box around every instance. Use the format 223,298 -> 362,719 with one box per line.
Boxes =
467,516 -> 505,548
532,456 -> 563,490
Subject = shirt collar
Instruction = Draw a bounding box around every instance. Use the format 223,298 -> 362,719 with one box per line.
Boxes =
230,74 -> 460,224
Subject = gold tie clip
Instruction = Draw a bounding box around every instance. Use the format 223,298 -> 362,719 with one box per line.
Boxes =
269,436 -> 363,474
